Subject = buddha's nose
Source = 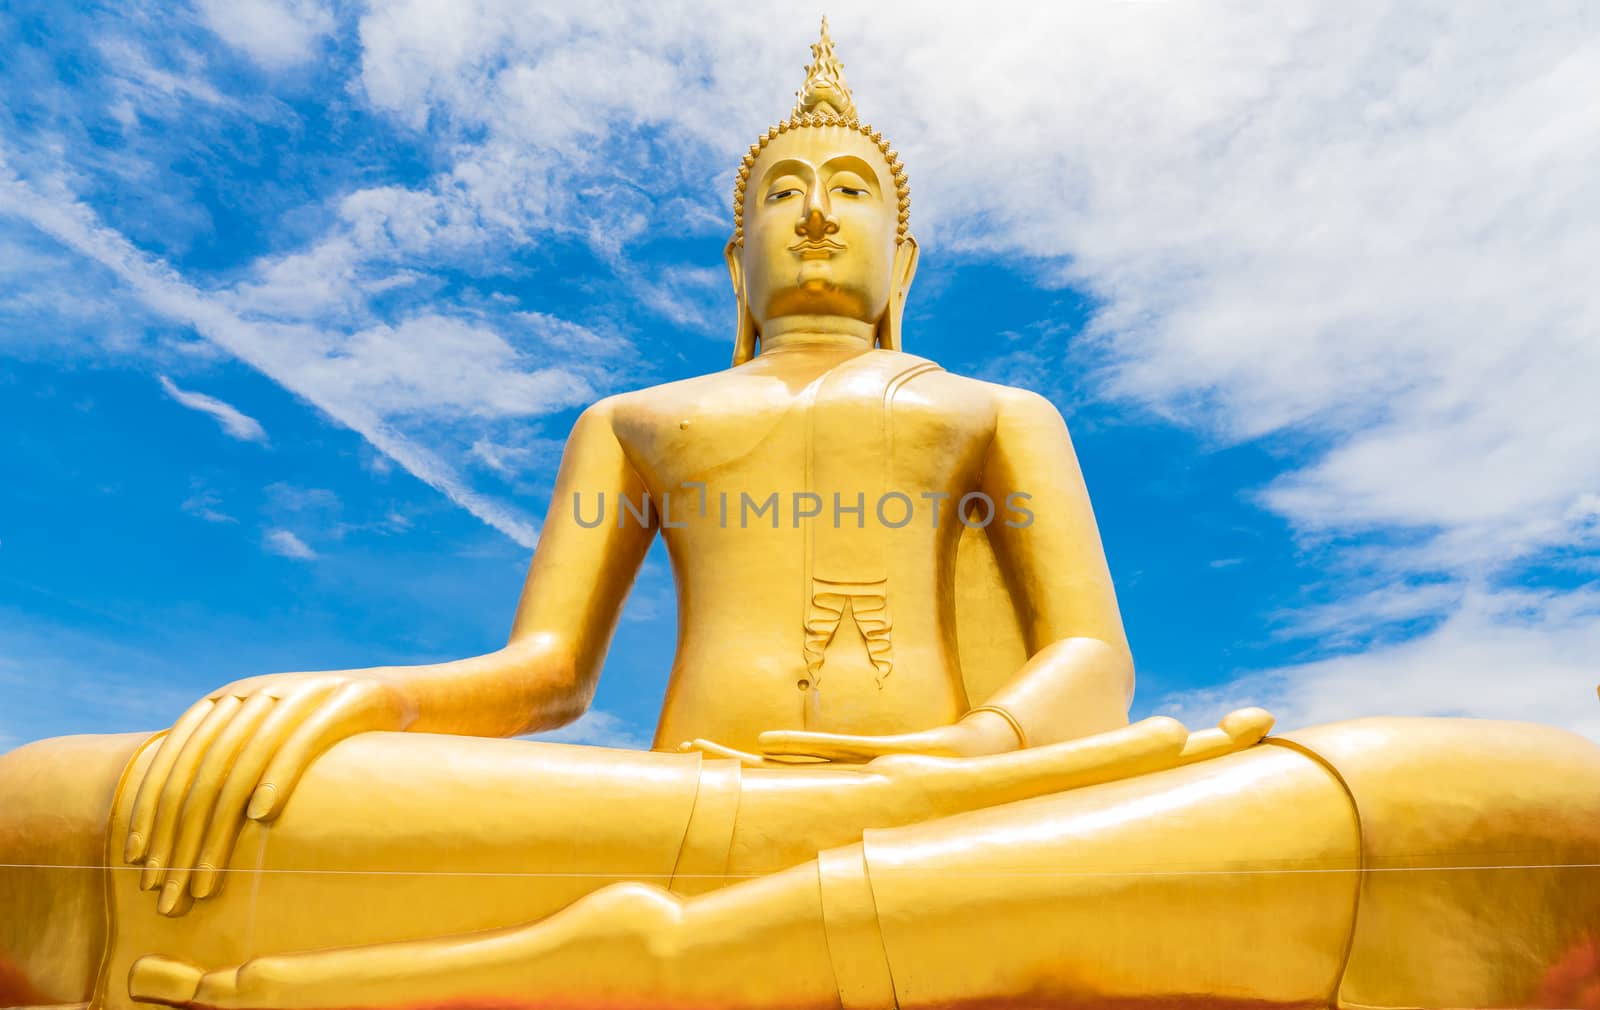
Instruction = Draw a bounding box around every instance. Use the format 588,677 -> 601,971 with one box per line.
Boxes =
797,182 -> 839,240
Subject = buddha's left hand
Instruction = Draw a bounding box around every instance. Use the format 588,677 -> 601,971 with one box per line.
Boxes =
686,708 -> 1022,765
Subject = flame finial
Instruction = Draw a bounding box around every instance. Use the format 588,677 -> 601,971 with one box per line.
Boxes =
793,17 -> 856,120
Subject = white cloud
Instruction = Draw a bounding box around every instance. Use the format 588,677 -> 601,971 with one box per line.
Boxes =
94,35 -> 233,127
470,438 -> 530,477
195,0 -> 336,70
525,708 -> 650,750
1268,581 -> 1464,648
158,375 -> 268,443
1156,586 -> 1600,742
263,527 -> 317,560
904,6 -> 1600,583
299,314 -> 592,420
181,485 -> 237,524
0,157 -> 550,547
264,482 -> 341,515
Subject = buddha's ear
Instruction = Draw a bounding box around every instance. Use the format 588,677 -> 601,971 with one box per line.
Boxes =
725,237 -> 759,365
878,233 -> 920,353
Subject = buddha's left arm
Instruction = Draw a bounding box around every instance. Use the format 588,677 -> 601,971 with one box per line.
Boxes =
971,387 -> 1135,747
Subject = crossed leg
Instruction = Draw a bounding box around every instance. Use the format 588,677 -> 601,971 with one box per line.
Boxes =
124,718 -> 1600,1010
5,713 -> 1269,1008
115,713 -> 1329,1010
129,736 -> 1364,1010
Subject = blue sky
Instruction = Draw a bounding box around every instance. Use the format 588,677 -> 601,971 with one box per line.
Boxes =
2,1 -> 1597,752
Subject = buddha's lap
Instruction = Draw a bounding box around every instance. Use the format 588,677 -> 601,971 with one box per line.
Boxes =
12,718 -> 1600,888
8,718 -> 1598,1005
90,720 -> 1600,953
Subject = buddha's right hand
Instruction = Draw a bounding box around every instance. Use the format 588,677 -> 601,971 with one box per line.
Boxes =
122,672 -> 417,916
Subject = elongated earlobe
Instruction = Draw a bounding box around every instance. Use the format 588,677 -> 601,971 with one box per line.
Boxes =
877,234 -> 920,353
726,238 -> 758,365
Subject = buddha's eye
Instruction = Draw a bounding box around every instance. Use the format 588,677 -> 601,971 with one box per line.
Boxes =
832,186 -> 869,198
766,188 -> 802,202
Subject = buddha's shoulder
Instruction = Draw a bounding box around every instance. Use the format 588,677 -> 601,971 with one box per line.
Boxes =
904,369 -> 1070,442
582,357 -> 1059,429
580,371 -> 750,430
910,361 -> 1061,417
812,350 -> 1044,414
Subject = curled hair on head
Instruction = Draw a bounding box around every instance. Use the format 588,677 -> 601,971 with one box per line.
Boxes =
731,17 -> 910,248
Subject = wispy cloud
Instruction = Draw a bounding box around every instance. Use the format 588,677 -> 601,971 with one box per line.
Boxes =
94,35 -> 234,128
1156,585 -> 1600,742
1268,581 -> 1464,648
181,484 -> 237,524
0,617 -> 214,745
0,157 -> 549,547
158,375 -> 268,443
194,0 -> 336,70
263,528 -> 317,560
525,709 -> 650,750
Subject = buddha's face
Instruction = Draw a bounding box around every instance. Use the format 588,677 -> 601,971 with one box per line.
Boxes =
739,126 -> 901,332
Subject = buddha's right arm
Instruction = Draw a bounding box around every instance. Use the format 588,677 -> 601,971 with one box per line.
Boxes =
365,397 -> 660,739
123,399 -> 657,915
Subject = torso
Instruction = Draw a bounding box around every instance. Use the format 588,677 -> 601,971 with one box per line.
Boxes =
610,347 -> 1010,751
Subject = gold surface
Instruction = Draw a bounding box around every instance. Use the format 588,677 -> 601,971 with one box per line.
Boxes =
2,18 -> 1597,1010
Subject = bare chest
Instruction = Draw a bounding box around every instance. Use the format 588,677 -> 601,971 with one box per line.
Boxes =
614,374 -> 996,503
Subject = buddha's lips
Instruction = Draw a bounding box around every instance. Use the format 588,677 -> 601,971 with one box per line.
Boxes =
789,239 -> 845,258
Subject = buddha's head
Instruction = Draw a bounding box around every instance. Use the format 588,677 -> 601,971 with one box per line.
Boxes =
726,18 -> 918,363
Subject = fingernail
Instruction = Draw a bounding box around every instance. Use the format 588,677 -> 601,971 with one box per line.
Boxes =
193,863 -> 217,898
124,832 -> 143,863
247,784 -> 275,820
140,861 -> 163,891
158,879 -> 182,915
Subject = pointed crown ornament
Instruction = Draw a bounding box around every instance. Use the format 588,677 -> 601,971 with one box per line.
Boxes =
792,15 -> 856,119
732,17 -> 910,246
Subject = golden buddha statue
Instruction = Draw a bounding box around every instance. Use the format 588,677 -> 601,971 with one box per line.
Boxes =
3,20 -> 1598,1010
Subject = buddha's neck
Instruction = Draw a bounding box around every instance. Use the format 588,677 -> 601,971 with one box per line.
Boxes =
759,315 -> 876,353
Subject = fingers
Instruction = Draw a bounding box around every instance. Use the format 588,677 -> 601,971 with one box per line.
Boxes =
128,953 -> 324,1010
677,739 -> 770,767
125,698 -> 217,864
123,675 -> 409,918
190,685 -> 335,900
1174,708 -> 1273,766
128,957 -> 261,1010
139,695 -> 243,893
161,692 -> 277,910
249,681 -> 402,822
758,729 -> 924,763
